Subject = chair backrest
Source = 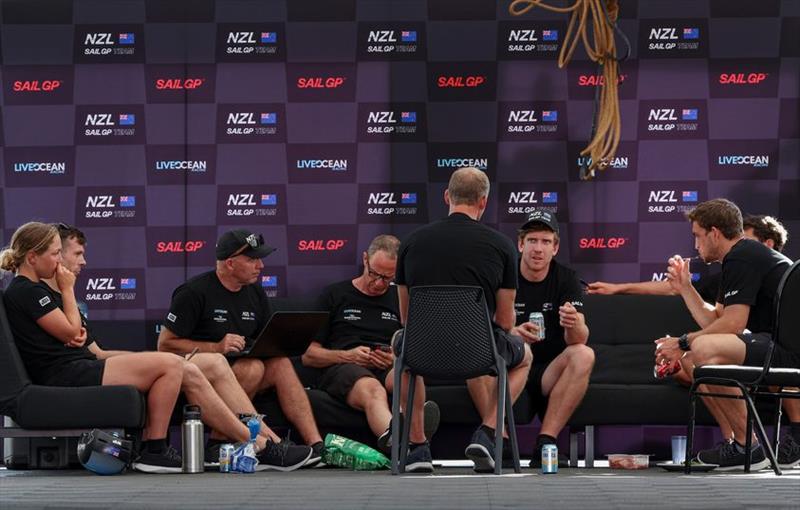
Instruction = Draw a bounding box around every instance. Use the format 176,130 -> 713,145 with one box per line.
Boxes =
402,285 -> 499,379
774,259 -> 800,358
0,290 -> 33,420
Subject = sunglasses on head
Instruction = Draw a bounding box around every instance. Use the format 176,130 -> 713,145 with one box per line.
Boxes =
230,233 -> 264,258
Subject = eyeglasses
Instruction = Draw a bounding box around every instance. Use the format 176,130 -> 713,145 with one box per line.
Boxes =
230,233 -> 264,258
365,257 -> 394,283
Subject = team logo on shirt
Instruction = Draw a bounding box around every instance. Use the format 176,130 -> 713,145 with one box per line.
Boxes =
38,296 -> 51,307
343,308 -> 362,321
381,311 -> 398,322
213,309 -> 228,323
167,313 -> 177,322
241,311 -> 256,321
542,302 -> 553,311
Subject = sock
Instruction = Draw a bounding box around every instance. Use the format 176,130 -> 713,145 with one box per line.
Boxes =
536,434 -> 557,447
143,439 -> 167,454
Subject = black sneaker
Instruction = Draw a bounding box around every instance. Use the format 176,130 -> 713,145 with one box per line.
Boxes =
696,441 -> 770,471
304,441 -> 326,468
256,440 -> 312,472
530,442 -> 569,469
132,446 -> 183,474
377,401 -> 440,456
777,434 -> 800,469
465,426 -> 496,473
377,414 -> 403,456
405,442 -> 434,473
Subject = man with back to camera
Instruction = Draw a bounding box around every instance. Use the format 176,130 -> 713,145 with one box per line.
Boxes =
653,199 -> 797,470
50,224 -> 313,471
586,214 -> 789,303
507,210 -> 593,468
395,167 -> 533,473
157,229 -> 325,467
301,234 -> 440,472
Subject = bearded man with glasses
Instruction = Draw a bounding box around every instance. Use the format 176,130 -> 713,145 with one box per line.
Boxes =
301,235 -> 440,472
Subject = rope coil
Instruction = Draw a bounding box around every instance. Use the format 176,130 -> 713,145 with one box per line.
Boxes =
509,0 -> 627,179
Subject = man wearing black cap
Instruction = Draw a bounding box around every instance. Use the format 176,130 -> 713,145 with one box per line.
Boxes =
158,229 -> 325,467
512,210 -> 592,468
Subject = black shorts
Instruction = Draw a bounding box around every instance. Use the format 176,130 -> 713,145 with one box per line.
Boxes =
739,332 -> 800,368
42,358 -> 106,387
317,363 -> 390,403
494,328 -> 526,369
526,363 -> 551,418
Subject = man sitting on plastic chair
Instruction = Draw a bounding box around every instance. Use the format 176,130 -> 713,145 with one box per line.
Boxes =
395,167 -> 533,473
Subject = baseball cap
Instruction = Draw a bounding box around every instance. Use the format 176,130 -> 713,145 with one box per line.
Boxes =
215,229 -> 275,260
520,210 -> 559,234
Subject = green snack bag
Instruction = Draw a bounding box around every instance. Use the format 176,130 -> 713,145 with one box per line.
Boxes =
323,433 -> 390,470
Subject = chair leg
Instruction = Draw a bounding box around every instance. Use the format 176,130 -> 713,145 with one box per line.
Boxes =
505,375 -> 521,473
399,371 -> 416,473
570,431 -> 579,468
685,385 -> 698,474
773,396 -> 783,455
744,401 -> 753,472
391,360 -> 404,475
585,425 -> 595,468
742,391 -> 781,475
494,367 -> 507,475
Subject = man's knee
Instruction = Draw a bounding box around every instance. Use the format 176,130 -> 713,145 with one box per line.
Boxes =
233,359 -> 265,386
691,335 -> 730,366
350,377 -> 388,406
182,362 -> 207,390
193,353 -> 230,381
158,352 -> 186,375
565,344 -> 595,373
516,343 -> 533,370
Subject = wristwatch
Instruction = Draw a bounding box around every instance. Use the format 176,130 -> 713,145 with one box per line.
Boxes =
678,333 -> 691,351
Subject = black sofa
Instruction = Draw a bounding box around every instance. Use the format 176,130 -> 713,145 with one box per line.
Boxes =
254,294 -> 727,463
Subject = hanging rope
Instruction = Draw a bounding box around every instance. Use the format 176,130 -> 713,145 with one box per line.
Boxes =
509,0 -> 629,180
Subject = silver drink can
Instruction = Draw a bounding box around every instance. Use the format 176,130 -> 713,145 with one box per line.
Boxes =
542,444 -> 558,474
219,444 -> 235,473
529,312 -> 545,340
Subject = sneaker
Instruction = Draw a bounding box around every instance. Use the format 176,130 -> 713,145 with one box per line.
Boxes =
777,434 -> 800,469
304,441 -> 326,468
377,401 -> 440,456
405,442 -> 434,473
256,440 -> 312,472
530,442 -> 569,469
465,426 -> 496,473
132,446 -> 183,474
696,441 -> 770,471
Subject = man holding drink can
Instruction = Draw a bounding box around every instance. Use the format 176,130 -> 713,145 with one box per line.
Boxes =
510,211 -> 592,468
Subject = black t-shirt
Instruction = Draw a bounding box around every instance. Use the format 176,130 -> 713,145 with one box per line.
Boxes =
3,276 -> 96,384
514,260 -> 585,366
314,280 -> 402,351
164,270 -> 273,344
396,213 -> 518,323
717,238 -> 791,334
693,270 -> 721,304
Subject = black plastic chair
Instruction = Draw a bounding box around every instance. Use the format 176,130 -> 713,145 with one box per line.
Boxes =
391,285 -> 521,475
685,259 -> 800,475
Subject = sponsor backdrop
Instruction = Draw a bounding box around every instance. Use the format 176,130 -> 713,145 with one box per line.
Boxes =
0,0 -> 798,341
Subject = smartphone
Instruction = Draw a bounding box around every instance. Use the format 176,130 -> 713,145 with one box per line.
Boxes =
371,344 -> 391,353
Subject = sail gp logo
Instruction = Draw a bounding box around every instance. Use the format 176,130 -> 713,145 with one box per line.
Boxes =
75,25 -> 143,63
216,185 -> 287,224
427,62 -> 496,101
709,59 -> 779,99
358,185 -> 428,224
287,63 -> 356,102
76,186 -> 146,227
217,104 -> 285,143
79,270 -> 145,309
146,64 -> 216,103
75,106 -> 145,145
288,225 -> 357,265
216,23 -> 284,62
639,101 -> 707,140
